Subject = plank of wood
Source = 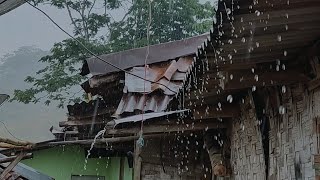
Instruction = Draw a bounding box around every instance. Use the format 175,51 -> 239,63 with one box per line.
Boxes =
59,119 -> 110,127
107,122 -> 226,135
0,152 -> 26,179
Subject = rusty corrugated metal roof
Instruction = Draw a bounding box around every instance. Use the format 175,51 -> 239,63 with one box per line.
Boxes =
114,56 -> 194,116
114,93 -> 173,116
124,57 -> 194,95
82,34 -> 208,76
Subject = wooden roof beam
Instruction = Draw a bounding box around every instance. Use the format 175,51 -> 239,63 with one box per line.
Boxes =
106,121 -> 226,135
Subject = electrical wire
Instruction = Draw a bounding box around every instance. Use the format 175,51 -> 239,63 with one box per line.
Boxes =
23,0 -> 177,94
0,0 -> 8,5
0,121 -> 24,141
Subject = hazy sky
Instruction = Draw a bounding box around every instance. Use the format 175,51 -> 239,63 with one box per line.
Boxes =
0,4 -> 71,57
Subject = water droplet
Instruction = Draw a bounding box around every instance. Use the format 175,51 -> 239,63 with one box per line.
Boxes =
228,54 -> 233,60
227,95 -> 233,103
241,37 -> 246,43
276,65 -> 280,71
277,35 -> 282,42
277,59 -> 281,65
285,25 -> 289,30
241,124 -> 245,131
282,86 -> 286,93
255,10 -> 261,16
254,75 -> 259,81
230,74 -> 234,80
251,68 -> 255,73
284,50 -> 288,56
285,13 -> 289,19
226,8 -> 231,15
228,39 -> 233,44
282,64 -> 286,70
256,42 -> 260,47
252,86 -> 256,91
279,106 -> 286,115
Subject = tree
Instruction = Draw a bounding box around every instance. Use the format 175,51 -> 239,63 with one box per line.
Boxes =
109,0 -> 214,51
12,0 -> 214,107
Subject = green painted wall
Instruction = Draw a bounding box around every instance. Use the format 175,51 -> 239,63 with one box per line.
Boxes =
22,145 -> 132,180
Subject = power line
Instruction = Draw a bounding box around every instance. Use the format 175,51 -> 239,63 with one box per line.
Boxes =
23,0 -> 177,94
0,121 -> 24,141
0,0 -> 8,5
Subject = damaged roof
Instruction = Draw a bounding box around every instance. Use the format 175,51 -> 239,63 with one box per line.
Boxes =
114,56 -> 194,116
81,33 -> 208,76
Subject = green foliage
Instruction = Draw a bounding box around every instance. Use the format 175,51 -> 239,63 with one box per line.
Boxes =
109,0 -> 215,51
12,0 -> 214,107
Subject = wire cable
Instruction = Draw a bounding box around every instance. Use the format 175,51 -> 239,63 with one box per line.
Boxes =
0,0 -> 8,5
0,121 -> 24,141
23,0 -> 177,94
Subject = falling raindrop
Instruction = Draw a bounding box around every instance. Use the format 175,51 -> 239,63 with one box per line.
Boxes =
284,50 -> 288,56
230,74 -> 234,80
282,86 -> 286,93
276,65 -> 280,71
282,64 -> 286,70
256,42 -> 260,48
241,124 -> 245,131
285,25 -> 289,30
277,35 -> 282,42
255,10 -> 261,16
228,39 -> 233,44
227,95 -> 233,103
254,75 -> 259,81
277,59 -> 281,65
251,68 -> 255,73
226,8 -> 231,15
252,86 -> 256,92
285,13 -> 289,19
279,106 -> 286,115
241,37 -> 246,43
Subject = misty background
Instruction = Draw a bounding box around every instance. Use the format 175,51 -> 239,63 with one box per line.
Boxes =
0,0 -> 214,142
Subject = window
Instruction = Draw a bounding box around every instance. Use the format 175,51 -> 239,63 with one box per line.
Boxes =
71,175 -> 105,180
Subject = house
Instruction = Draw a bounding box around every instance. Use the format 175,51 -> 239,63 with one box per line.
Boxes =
4,0 -> 320,179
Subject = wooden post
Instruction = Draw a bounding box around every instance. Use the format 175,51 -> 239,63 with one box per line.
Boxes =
119,157 -> 125,180
133,132 -> 142,180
